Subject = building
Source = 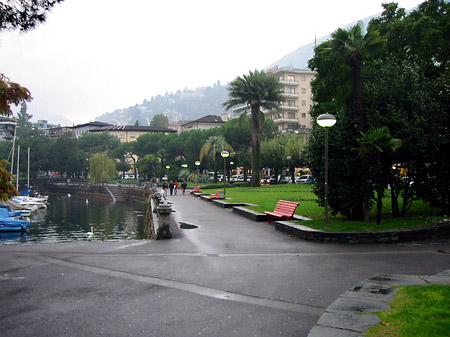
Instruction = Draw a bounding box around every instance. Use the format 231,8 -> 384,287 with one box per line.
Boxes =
71,121 -> 113,138
181,115 -> 225,131
0,116 -> 17,141
232,66 -> 315,132
89,125 -> 176,142
47,126 -> 73,138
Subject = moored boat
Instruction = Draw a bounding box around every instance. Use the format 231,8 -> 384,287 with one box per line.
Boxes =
0,208 -> 30,233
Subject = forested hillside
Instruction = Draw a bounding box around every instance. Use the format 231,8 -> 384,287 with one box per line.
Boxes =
96,81 -> 229,125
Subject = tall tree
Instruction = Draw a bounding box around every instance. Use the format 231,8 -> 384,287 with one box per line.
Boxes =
150,114 -> 169,128
325,22 -> 386,221
223,70 -> 283,186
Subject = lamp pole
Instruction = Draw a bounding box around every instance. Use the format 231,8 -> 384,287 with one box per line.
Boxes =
316,114 -> 337,227
195,160 -> 200,183
220,151 -> 230,197
286,155 -> 292,183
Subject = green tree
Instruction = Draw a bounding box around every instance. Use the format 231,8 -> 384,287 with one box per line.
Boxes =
48,133 -> 80,178
199,136 -> 233,183
150,114 -> 169,128
89,153 -> 116,184
356,126 -> 402,224
223,69 -> 283,187
78,132 -> 120,156
136,154 -> 157,180
326,21 -> 386,221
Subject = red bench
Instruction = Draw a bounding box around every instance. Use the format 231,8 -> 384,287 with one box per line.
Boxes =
210,190 -> 224,200
190,186 -> 201,194
264,200 -> 299,223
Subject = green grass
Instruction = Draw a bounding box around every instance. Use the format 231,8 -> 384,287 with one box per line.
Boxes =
365,285 -> 450,337
201,184 -> 447,232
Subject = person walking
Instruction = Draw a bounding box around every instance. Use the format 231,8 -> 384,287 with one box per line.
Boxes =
169,180 -> 174,196
174,181 -> 178,195
162,181 -> 168,198
181,180 -> 187,195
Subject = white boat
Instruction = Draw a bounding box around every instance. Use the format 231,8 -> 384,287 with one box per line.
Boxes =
12,196 -> 47,210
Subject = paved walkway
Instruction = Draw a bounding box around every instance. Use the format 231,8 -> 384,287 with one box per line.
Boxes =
0,191 -> 449,337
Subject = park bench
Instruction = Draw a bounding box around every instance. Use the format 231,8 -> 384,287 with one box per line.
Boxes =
209,190 -> 224,200
190,186 -> 201,194
264,200 -> 299,223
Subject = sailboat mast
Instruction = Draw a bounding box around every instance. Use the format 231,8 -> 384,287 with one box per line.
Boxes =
27,147 -> 30,191
16,145 -> 20,191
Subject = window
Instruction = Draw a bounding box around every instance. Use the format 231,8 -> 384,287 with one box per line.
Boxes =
302,113 -> 306,118
287,75 -> 295,82
301,100 -> 307,106
288,112 -> 296,119
301,88 -> 306,94
130,135 -> 136,139
301,76 -> 306,81
288,100 -> 296,107
301,125 -> 306,128
288,87 -> 295,94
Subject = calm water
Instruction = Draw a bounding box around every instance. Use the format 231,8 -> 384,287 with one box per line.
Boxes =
0,195 -> 147,244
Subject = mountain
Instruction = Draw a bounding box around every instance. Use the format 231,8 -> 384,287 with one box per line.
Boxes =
96,14 -> 381,126
96,81 -> 229,126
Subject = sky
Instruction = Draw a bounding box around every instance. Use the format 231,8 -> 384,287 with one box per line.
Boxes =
2,0 -> 423,125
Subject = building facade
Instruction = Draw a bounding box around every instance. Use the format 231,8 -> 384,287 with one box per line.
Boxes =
181,115 -> 225,132
0,116 -> 17,141
89,125 -> 176,142
232,66 -> 315,132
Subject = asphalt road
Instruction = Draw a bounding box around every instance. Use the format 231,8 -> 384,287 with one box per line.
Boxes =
0,193 -> 449,337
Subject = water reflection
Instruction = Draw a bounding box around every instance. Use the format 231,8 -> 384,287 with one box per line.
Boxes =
0,195 -> 147,244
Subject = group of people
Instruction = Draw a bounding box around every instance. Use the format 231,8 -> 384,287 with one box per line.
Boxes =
162,180 -> 187,197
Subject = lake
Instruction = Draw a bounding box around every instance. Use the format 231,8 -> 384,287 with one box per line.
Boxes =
0,195 -> 147,244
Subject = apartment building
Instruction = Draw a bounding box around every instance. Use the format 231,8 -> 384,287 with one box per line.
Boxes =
232,66 -> 315,132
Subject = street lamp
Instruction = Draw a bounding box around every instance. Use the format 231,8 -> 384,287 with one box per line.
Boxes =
286,155 -> 292,183
220,151 -> 230,197
316,113 -> 337,227
229,161 -> 234,181
195,160 -> 201,183
165,165 -> 170,181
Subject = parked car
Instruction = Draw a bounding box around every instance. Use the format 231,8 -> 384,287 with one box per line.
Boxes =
279,176 -> 293,184
296,175 -> 313,184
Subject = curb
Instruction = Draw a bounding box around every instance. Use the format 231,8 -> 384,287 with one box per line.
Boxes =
191,191 -> 450,243
307,269 -> 450,336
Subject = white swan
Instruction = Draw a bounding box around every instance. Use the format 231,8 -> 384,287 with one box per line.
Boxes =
87,226 -> 94,239
67,193 -> 71,197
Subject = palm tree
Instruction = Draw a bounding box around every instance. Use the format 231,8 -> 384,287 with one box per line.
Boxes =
199,136 -> 233,184
223,69 -> 283,187
327,21 -> 386,221
356,126 -> 402,224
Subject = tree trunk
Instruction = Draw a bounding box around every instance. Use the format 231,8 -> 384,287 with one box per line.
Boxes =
350,52 -> 369,221
251,106 -> 261,187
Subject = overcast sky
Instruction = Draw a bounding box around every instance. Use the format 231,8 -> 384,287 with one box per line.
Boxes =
2,0 -> 422,125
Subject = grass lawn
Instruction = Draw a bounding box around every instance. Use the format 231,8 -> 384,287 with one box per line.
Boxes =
201,184 -> 447,232
365,285 -> 450,337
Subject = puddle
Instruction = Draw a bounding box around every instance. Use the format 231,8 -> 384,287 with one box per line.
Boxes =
179,222 -> 198,230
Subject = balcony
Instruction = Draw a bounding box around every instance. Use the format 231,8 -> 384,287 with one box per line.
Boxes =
282,92 -> 299,99
279,80 -> 298,86
279,105 -> 299,111
273,118 -> 298,124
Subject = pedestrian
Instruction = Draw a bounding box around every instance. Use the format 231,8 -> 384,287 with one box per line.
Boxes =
169,180 -> 174,196
162,181 -> 168,197
181,180 -> 187,195
174,181 -> 178,195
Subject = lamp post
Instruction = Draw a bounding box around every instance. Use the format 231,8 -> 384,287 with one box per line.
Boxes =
220,151 -> 230,197
316,113 -> 337,227
195,160 -> 200,183
229,161 -> 234,181
165,165 -> 170,181
181,164 -> 188,181
286,155 -> 292,183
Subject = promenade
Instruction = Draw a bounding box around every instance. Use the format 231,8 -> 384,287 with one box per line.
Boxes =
0,191 -> 449,336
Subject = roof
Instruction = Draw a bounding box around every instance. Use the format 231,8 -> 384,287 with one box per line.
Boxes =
182,115 -> 224,126
72,121 -> 113,129
90,125 -> 176,133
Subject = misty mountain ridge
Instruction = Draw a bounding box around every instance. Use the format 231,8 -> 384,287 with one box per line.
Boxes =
95,13 -> 380,126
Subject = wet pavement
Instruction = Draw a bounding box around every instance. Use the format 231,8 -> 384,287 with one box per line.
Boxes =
0,190 -> 449,336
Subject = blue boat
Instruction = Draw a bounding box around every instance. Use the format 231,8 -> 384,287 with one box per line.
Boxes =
0,207 -> 30,233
